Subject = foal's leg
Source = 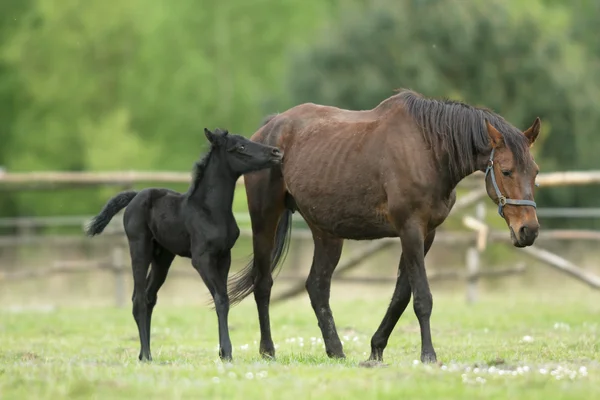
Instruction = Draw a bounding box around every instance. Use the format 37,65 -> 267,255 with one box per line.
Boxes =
368,229 -> 437,362
192,250 -> 233,361
394,220 -> 437,363
128,235 -> 154,361
215,251 -> 233,360
305,230 -> 345,358
145,246 -> 175,355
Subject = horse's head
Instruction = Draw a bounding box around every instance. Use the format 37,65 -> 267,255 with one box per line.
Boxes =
204,128 -> 283,175
484,118 -> 541,248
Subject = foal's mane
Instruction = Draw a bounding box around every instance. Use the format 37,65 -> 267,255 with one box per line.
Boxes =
395,90 -> 530,178
186,148 -> 212,195
185,128 -> 236,195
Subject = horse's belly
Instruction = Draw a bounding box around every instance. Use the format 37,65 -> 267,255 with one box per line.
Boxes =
298,205 -> 398,240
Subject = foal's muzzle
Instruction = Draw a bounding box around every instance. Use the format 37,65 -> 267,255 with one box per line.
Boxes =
269,148 -> 284,164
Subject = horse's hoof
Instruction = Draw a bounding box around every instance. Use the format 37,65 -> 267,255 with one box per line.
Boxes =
260,352 -> 276,361
368,349 -> 384,362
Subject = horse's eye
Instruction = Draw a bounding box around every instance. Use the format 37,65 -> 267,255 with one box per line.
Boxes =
238,145 -> 245,152
502,170 -> 512,177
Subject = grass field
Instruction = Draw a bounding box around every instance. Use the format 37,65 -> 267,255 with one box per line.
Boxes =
0,287 -> 598,400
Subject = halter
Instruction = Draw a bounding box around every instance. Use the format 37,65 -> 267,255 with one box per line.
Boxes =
484,148 -> 537,218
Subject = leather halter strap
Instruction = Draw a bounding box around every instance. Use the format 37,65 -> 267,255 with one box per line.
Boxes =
484,148 -> 537,217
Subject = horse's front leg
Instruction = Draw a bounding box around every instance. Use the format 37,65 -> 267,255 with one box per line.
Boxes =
368,229 -> 437,363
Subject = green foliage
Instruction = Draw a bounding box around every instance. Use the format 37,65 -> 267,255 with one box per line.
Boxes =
0,0 -> 342,217
0,0 -> 598,221
284,0 -> 600,226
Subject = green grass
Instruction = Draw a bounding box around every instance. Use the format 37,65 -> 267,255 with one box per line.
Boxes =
0,290 -> 598,400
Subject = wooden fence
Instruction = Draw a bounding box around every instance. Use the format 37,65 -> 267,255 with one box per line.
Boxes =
1,169 -> 600,307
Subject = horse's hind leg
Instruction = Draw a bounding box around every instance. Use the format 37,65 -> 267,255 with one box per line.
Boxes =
245,170 -> 286,358
368,229 -> 437,363
127,233 -> 154,362
305,229 -> 345,358
392,220 -> 437,363
145,245 -> 175,355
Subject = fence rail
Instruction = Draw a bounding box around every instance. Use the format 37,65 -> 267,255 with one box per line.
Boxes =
2,169 -> 600,189
1,169 -> 600,307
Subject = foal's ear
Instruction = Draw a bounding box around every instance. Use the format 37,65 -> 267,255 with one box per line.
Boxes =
523,117 -> 541,147
204,128 -> 217,145
485,119 -> 504,148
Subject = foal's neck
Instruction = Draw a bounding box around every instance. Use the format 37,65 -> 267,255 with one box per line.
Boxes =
187,154 -> 238,216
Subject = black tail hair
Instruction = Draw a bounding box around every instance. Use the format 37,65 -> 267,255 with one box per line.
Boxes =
85,191 -> 138,236
211,112 -> 289,308
226,208 -> 293,307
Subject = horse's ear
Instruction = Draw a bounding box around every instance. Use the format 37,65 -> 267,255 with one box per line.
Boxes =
485,119 -> 504,148
523,117 -> 541,146
204,128 -> 216,144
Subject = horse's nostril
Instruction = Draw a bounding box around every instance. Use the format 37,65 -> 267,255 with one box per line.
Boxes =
519,226 -> 529,239
272,148 -> 281,156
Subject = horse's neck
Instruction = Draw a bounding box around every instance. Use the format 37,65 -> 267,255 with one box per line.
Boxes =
443,148 -> 491,193
187,159 -> 238,216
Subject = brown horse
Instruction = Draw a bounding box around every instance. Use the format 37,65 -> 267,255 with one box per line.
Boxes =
227,89 -> 541,364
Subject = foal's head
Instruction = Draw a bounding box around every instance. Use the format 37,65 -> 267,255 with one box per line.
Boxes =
483,118 -> 541,248
204,128 -> 283,175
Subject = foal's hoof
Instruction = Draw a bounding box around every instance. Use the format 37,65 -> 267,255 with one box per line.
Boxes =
138,354 -> 152,363
421,352 -> 437,364
359,360 -> 388,368
326,350 -> 346,359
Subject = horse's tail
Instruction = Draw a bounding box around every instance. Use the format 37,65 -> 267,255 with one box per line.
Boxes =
227,208 -> 293,307
219,112 -> 290,307
85,191 -> 138,236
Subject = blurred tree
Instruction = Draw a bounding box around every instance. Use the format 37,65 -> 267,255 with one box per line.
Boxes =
0,0 -> 34,217
0,0 -> 353,217
283,0 -> 600,226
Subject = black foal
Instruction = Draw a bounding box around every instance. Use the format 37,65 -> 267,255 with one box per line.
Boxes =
86,128 -> 283,362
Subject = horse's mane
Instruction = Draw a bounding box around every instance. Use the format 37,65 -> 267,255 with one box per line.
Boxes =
395,89 -> 530,178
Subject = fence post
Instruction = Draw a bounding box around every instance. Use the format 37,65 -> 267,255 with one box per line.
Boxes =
112,245 -> 126,308
466,201 -> 486,304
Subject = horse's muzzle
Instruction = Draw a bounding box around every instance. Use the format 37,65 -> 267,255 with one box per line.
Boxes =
510,223 -> 539,247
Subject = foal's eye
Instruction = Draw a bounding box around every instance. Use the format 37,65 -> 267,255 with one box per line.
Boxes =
502,170 -> 512,177
238,145 -> 245,152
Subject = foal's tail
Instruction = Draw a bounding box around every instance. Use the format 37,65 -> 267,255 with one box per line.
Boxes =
85,191 -> 138,236
226,208 -> 293,307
